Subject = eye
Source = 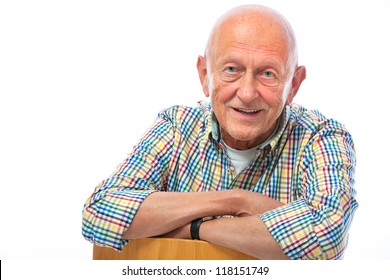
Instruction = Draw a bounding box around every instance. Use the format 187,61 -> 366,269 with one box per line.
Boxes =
225,66 -> 238,73
262,71 -> 275,78
259,70 -> 280,87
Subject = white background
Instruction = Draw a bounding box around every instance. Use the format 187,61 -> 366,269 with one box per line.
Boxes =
1,0 -> 389,261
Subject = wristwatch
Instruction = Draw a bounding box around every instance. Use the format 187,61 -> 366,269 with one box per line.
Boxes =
190,216 -> 215,240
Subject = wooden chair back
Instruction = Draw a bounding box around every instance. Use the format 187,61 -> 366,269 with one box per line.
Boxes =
93,238 -> 257,260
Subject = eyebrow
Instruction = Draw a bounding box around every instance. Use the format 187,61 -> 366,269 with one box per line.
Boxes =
216,52 -> 286,72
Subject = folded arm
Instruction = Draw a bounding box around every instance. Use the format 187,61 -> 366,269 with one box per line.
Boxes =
123,189 -> 287,259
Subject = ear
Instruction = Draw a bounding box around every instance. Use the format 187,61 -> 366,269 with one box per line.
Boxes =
197,55 -> 210,97
286,65 -> 306,105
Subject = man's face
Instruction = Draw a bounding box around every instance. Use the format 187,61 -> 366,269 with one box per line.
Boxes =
198,15 -> 304,150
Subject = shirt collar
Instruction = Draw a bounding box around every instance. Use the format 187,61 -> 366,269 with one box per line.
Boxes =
204,102 -> 291,151
265,105 -> 291,150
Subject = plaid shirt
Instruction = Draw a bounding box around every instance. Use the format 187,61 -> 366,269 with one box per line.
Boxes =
82,101 -> 358,259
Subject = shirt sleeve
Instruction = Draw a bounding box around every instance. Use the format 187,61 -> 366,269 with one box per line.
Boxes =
260,120 -> 358,259
82,115 -> 174,251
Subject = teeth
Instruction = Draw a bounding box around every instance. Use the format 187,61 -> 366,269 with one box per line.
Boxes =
236,108 -> 260,113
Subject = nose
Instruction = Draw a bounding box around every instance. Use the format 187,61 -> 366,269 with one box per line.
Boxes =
236,73 -> 258,104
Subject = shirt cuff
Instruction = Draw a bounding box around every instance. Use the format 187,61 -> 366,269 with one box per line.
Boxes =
82,190 -> 156,251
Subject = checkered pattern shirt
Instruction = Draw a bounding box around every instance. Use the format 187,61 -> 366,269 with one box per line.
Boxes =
82,101 -> 358,259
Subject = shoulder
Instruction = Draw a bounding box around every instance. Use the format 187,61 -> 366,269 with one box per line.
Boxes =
289,103 -> 348,135
288,104 -> 355,164
157,100 -> 210,131
287,104 -> 355,154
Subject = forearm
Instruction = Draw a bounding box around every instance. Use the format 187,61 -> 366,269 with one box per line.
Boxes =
200,215 -> 289,260
123,190 -> 241,239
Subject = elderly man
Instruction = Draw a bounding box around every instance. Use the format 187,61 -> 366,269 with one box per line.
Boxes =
82,5 -> 358,260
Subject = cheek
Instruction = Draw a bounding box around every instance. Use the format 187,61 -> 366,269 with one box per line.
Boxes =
261,89 -> 285,108
211,82 -> 237,104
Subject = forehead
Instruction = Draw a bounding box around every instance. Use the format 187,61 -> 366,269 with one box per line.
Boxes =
216,45 -> 286,72
209,12 -> 291,67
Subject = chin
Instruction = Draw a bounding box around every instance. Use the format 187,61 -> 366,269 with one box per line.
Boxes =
234,127 -> 263,140
224,130 -> 263,149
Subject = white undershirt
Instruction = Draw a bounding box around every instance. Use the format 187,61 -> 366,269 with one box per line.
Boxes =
222,141 -> 261,174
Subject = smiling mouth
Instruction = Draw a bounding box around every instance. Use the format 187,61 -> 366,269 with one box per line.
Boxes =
233,108 -> 261,115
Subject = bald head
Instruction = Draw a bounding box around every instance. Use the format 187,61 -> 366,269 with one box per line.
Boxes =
205,5 -> 298,72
